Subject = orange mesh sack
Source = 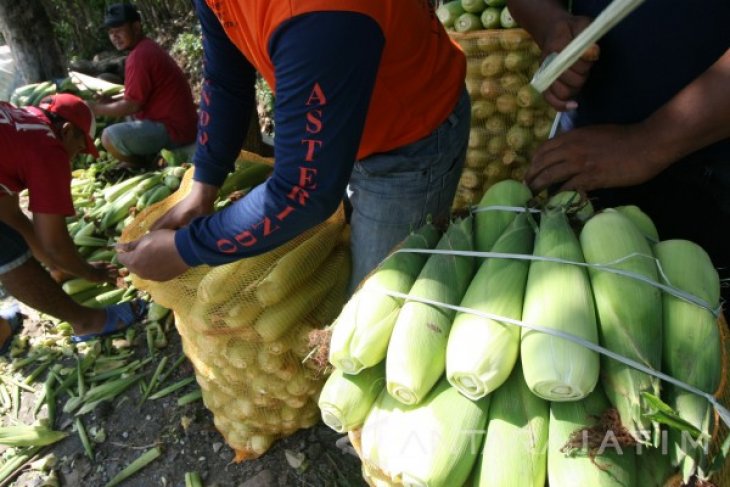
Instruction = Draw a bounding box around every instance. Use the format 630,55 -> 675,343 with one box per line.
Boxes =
120,163 -> 351,461
449,29 -> 556,209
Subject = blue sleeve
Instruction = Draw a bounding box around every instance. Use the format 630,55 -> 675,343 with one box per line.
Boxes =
175,11 -> 385,266
191,0 -> 257,187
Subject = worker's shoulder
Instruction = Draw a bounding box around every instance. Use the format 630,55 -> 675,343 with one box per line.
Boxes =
130,37 -> 172,60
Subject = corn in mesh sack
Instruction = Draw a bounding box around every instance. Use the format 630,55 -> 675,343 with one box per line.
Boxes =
450,29 -> 556,210
120,162 -> 351,461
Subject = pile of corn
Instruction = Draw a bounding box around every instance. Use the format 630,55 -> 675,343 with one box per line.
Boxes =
437,0 -> 519,32
122,174 -> 351,460
323,180 -> 725,486
447,28 -> 556,210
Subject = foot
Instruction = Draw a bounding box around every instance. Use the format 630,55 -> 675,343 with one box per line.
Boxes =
71,299 -> 148,343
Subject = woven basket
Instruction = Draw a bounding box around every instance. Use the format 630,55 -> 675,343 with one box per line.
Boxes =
350,314 -> 730,487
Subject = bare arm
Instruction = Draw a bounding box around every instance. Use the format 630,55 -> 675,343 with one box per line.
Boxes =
33,213 -> 116,283
640,48 -> 730,171
89,98 -> 142,119
525,48 -> 730,192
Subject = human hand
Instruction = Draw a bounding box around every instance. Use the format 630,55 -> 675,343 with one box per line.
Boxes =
150,181 -> 218,231
116,229 -> 190,281
540,14 -> 599,111
524,124 -> 669,194
49,267 -> 75,284
85,261 -> 119,285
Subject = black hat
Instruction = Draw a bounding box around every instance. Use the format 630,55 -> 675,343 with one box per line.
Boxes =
103,3 -> 141,28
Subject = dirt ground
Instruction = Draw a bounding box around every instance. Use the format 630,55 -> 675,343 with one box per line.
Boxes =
1,296 -> 367,487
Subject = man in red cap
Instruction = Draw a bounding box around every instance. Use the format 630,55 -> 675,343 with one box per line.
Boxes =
0,93 -> 146,352
90,2 -> 197,169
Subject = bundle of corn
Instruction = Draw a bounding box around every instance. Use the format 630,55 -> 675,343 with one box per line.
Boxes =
446,181 -> 534,399
360,378 -> 489,487
580,210 -> 663,443
474,363 -> 549,486
386,216 -> 475,406
520,198 -> 600,401
120,161 -> 350,461
655,239 -> 722,483
320,192 -> 729,486
446,26 -> 556,209
438,1 -> 520,33
328,224 -> 441,374
548,387 -> 637,486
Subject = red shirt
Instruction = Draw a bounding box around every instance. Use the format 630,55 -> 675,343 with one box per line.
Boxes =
0,103 -> 74,216
124,38 -> 198,144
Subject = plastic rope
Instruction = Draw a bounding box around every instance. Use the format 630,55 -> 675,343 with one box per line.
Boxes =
379,287 -> 730,430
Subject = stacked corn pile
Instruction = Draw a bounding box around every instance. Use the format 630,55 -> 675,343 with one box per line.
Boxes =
323,179 -> 729,486
445,24 -> 557,209
121,166 -> 351,461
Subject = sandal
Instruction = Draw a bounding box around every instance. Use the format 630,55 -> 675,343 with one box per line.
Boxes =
71,299 -> 148,343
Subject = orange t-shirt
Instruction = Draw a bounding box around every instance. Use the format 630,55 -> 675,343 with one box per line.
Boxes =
203,0 -> 465,159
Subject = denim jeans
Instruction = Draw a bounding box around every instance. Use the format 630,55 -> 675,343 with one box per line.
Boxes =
103,119 -> 174,157
347,88 -> 470,293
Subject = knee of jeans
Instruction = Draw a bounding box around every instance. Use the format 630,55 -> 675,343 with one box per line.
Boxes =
102,126 -> 131,157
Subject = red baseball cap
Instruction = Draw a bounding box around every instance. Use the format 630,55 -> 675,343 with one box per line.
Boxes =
39,93 -> 99,158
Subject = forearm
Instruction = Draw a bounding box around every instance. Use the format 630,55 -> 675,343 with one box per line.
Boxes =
90,98 -> 140,119
43,236 -> 98,280
638,48 -> 730,173
32,215 -> 98,280
507,0 -> 570,48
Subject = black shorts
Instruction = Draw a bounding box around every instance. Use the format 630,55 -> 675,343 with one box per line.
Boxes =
0,220 -> 31,276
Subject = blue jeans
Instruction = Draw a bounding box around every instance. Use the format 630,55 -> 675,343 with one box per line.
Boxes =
0,220 -> 31,276
347,88 -> 470,293
103,119 -> 175,157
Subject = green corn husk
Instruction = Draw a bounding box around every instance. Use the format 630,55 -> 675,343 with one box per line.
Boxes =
474,363 -> 549,487
361,378 -> 489,487
0,424 -> 68,447
548,387 -> 637,486
386,217 -> 475,405
520,206 -> 600,401
340,224 -> 441,374
318,362 -> 385,433
474,179 -> 532,252
613,205 -> 659,243
446,212 -> 534,399
635,442 -> 675,487
654,239 -> 721,481
328,297 -> 360,370
580,210 -> 662,443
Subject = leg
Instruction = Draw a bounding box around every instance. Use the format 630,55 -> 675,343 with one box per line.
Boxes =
1,257 -> 106,335
347,88 -> 470,293
102,120 -> 171,170
0,222 -> 143,339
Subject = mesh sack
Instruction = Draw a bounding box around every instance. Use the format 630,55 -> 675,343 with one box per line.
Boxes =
347,314 -> 730,487
449,29 -> 557,210
120,159 -> 351,461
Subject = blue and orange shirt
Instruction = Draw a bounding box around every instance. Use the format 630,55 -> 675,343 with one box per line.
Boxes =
176,0 -> 466,266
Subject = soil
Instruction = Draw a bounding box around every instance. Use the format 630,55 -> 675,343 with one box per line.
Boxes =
1,296 -> 367,487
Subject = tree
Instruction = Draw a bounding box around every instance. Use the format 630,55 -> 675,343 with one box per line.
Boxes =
0,0 -> 67,83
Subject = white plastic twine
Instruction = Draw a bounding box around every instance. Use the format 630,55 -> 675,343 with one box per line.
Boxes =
387,246 -> 729,429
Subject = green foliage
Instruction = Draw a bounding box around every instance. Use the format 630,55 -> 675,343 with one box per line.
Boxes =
171,28 -> 203,94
